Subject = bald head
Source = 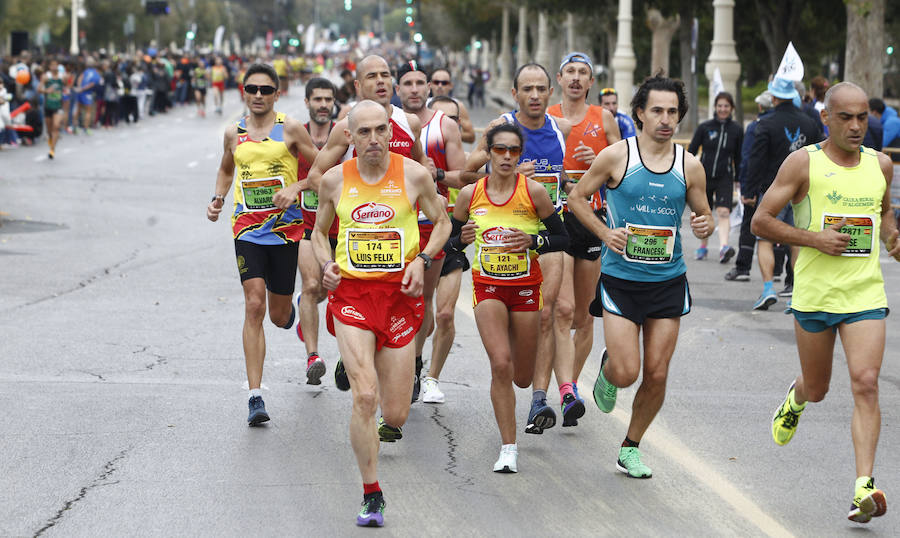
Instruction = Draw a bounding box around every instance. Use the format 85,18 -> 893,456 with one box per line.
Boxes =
347,99 -> 388,130
824,81 -> 867,113
356,55 -> 390,81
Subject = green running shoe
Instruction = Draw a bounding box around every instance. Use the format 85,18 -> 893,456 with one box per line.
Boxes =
593,348 -> 617,413
616,446 -> 652,478
334,357 -> 350,391
772,382 -> 805,446
378,416 -> 402,442
848,476 -> 887,523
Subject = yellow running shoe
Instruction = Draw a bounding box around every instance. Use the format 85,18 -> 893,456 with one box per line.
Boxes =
771,382 -> 805,446
848,476 -> 887,523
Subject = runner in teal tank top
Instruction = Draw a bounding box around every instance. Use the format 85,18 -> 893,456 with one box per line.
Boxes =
569,74 -> 714,479
39,59 -> 65,159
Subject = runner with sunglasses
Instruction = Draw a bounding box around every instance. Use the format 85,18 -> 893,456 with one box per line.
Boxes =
547,52 -> 622,426
448,122 -> 568,472
464,63 -> 574,435
599,87 -> 637,139
206,63 -> 319,425
427,68 -> 475,143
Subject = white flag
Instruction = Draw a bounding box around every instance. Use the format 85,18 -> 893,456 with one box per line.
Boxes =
711,67 -> 724,97
775,42 -> 804,81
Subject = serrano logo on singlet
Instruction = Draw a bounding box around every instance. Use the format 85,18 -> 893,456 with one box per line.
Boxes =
340,305 -> 366,321
518,289 -> 534,297
473,208 -> 488,216
351,203 -> 395,224
482,226 -> 513,244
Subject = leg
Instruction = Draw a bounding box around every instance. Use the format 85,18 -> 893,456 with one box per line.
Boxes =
791,319 -> 836,405
297,240 -> 325,355
625,317 -> 680,442
716,206 -> 731,249
601,313 -> 642,388
474,299 -> 517,445
414,258 -> 443,357
429,268 -> 462,379
552,253 -> 576,391
266,289 -> 293,328
838,319 -> 886,478
533,251 -> 563,391
375,340 -> 417,430
334,320 -> 380,484
241,278 -> 268,389
572,256 -> 601,381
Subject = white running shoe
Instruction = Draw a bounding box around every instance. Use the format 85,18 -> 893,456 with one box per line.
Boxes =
493,444 -> 518,473
421,376 -> 445,403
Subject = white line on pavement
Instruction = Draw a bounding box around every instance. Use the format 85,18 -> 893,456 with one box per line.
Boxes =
187,161 -> 199,168
33,155 -> 47,162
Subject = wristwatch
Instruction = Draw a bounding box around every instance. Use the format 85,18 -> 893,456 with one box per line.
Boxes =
435,168 -> 445,182
210,194 -> 224,202
416,252 -> 433,270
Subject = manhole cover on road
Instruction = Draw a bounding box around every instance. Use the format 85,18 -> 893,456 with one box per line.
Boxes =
0,219 -> 69,234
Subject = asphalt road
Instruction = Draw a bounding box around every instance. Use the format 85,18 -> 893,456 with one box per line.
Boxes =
2,83 -> 899,537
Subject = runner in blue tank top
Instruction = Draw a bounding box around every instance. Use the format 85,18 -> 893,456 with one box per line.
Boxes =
462,63 -> 581,436
569,74 -> 714,479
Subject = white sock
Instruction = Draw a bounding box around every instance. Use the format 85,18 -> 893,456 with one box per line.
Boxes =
249,388 -> 262,400
502,443 -> 517,453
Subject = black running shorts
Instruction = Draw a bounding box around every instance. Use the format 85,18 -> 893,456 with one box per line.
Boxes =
589,273 -> 691,325
706,175 -> 734,210
563,209 -> 603,261
440,249 -> 470,277
234,239 -> 299,295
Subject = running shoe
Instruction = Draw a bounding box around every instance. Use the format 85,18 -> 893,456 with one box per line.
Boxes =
778,284 -> 793,298
773,274 -> 782,282
695,247 -> 708,260
334,357 -> 350,391
306,353 -> 325,385
411,356 -> 423,403
561,392 -> 585,427
357,493 -> 385,527
724,268 -> 750,281
421,376 -> 445,403
573,382 -> 581,401
617,446 -> 652,478
525,398 -> 556,434
247,395 -> 270,426
378,417 -> 402,442
848,477 -> 887,523
593,348 -> 617,413
493,444 -> 518,473
719,245 -> 735,264
771,382 -> 806,446
753,291 -> 777,311
292,292 -> 304,342
48,150 -> 54,159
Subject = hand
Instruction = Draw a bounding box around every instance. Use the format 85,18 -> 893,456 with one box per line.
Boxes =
516,160 -> 536,179
321,261 -> 341,291
884,228 -> 900,261
273,182 -> 300,209
602,227 -> 629,255
740,195 -> 757,206
690,212 -> 713,239
503,228 -> 533,252
816,218 -> 851,256
460,220 -> 477,245
573,143 -> 596,166
207,197 -> 224,221
400,257 -> 425,296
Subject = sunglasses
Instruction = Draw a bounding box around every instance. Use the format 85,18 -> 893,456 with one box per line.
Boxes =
490,144 -> 522,158
600,87 -> 617,96
431,80 -> 451,86
244,84 -> 277,96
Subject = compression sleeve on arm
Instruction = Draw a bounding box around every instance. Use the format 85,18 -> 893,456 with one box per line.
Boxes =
532,212 -> 569,254
444,216 -> 468,253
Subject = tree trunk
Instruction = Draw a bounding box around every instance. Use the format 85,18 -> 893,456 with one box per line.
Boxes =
844,0 -> 884,97
678,4 -> 696,132
647,8 -> 680,76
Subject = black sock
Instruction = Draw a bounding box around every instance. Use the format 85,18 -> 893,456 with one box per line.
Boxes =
281,304 -> 295,329
415,355 -> 423,374
622,437 -> 639,448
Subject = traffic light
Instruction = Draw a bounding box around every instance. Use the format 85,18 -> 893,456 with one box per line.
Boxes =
272,39 -> 281,48
344,0 -> 351,11
888,46 -> 895,55
413,33 -> 423,43
186,30 -> 195,40
289,38 -> 300,47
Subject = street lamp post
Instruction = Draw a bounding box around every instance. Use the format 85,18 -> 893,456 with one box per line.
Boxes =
70,0 -> 79,55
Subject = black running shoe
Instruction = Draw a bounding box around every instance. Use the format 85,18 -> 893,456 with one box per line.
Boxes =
411,356 -> 423,403
334,357 -> 350,391
247,395 -> 270,426
562,393 -> 586,427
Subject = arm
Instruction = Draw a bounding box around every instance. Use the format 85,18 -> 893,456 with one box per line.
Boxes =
568,140 -> 629,253
751,150 -> 850,255
683,154 -> 715,239
273,118 -> 319,209
402,160 -> 452,296
446,185 -> 477,252
312,166 -> 343,290
457,100 -> 476,143
687,123 -> 703,155
524,180 -> 569,253
602,108 -> 621,146
307,119 -> 350,192
207,127 -> 237,222
877,152 -> 900,261
438,115 -> 469,188
407,113 -> 432,172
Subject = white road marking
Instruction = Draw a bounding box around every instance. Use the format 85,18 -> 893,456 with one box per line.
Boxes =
34,155 -> 47,162
187,161 -> 199,168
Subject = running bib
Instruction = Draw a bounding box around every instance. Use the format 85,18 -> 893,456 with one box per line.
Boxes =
346,228 -> 405,271
534,173 -> 560,206
240,176 -> 284,212
823,213 -> 874,257
301,189 -> 319,211
624,223 -> 676,264
478,245 -> 530,280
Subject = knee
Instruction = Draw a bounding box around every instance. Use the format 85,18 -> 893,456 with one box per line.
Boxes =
804,383 -> 829,403
490,359 -> 514,383
301,277 -> 320,297
352,389 -> 378,416
716,206 -> 730,218
540,305 -> 555,327
850,368 -> 880,399
245,296 -> 266,322
641,366 -> 669,390
555,299 -> 575,326
606,359 -> 640,387
435,306 -> 455,328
